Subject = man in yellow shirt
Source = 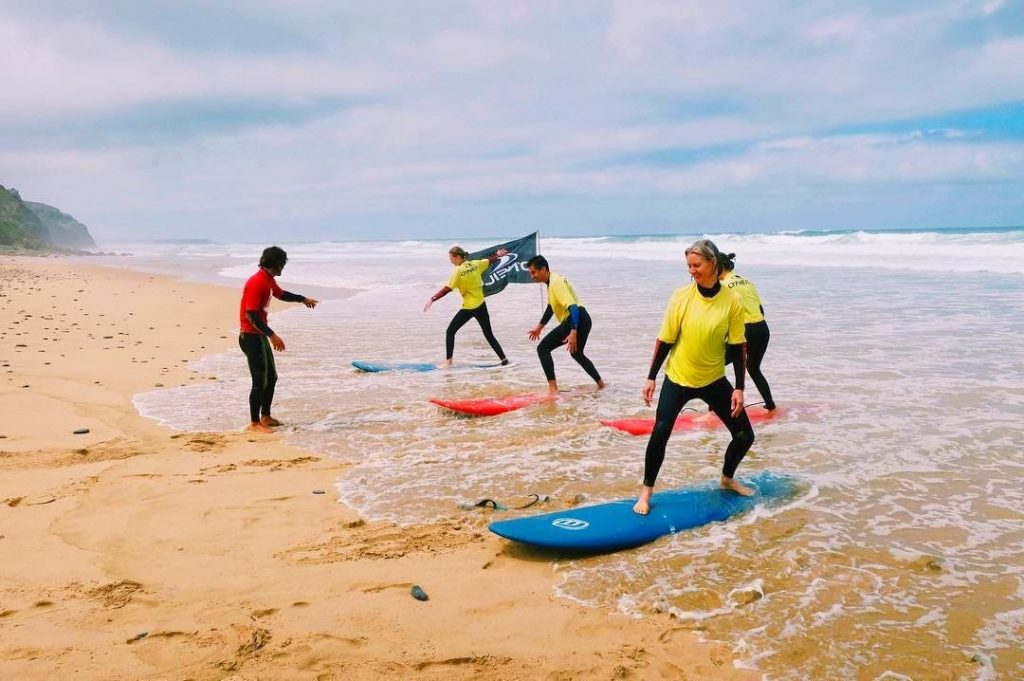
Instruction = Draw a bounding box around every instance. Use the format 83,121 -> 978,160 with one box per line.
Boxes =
424,245 -> 509,367
526,255 -> 605,394
634,239 -> 755,515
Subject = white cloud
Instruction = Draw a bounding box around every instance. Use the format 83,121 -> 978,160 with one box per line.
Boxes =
0,1 -> 1021,239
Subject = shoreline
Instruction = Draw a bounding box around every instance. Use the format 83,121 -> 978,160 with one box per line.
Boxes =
0,255 -> 756,679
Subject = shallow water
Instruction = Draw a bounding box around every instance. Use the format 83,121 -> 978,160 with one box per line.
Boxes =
122,229 -> 1024,679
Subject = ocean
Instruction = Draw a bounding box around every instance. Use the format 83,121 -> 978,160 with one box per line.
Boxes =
99,227 -> 1024,680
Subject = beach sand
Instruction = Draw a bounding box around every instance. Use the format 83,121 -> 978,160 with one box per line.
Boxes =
0,256 -> 755,680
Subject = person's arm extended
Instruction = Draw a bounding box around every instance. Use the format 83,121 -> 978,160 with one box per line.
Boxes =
528,305 -> 554,341
647,340 -> 673,380
245,311 -> 274,338
642,339 -> 673,406
727,342 -> 746,390
277,290 -> 306,303
485,247 -> 509,264
424,286 -> 452,312
539,304 -> 553,327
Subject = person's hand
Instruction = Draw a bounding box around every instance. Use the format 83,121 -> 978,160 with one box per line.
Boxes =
303,297 -> 319,309
270,334 -> 286,352
423,299 -> 433,313
730,389 -> 744,417
642,379 -> 656,406
496,248 -> 508,257
566,329 -> 577,354
527,325 -> 543,341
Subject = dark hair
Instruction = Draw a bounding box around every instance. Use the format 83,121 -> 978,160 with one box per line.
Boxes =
448,245 -> 469,259
259,246 -> 288,272
526,255 -> 549,270
718,252 -> 736,271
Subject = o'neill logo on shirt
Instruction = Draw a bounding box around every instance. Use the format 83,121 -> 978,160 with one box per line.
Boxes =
551,517 -> 589,531
483,253 -> 525,286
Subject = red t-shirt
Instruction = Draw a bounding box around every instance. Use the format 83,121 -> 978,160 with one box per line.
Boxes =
239,268 -> 283,334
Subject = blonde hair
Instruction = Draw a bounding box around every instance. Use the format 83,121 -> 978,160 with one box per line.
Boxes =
684,239 -> 724,275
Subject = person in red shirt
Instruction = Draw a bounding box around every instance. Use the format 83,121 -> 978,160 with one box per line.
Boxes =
238,246 -> 318,433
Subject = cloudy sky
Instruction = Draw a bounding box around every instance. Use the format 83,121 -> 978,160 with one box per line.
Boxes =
1,0 -> 1023,242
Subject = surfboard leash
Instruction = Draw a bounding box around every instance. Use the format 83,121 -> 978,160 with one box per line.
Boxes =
459,493 -> 548,512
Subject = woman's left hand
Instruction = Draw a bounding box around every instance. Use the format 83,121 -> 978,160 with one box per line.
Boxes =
730,389 -> 744,417
566,329 -> 577,354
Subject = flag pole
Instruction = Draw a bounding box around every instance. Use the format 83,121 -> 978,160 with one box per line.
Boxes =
536,229 -> 545,313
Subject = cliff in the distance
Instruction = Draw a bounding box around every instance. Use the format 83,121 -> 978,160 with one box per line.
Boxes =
24,200 -> 97,249
0,185 -> 96,250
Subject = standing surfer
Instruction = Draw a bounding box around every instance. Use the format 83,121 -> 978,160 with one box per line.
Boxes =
525,255 -> 605,394
424,245 -> 509,367
633,239 -> 754,515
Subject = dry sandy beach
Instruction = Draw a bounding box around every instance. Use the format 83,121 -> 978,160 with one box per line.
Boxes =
0,256 -> 755,680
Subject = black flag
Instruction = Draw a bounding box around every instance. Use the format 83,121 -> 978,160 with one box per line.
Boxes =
469,232 -> 538,297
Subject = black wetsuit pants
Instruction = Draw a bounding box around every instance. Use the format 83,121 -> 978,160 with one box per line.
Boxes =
643,376 -> 754,486
726,320 -> 775,409
239,332 -> 278,423
446,302 -> 506,361
537,308 -> 602,383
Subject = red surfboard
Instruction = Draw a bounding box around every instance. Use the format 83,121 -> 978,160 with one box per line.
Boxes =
431,387 -> 597,417
601,406 -> 789,435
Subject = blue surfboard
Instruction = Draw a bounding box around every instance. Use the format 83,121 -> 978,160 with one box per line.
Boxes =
352,360 -> 508,373
352,360 -> 438,373
489,471 -> 801,553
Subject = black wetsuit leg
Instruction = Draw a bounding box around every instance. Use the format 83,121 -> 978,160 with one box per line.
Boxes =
701,377 -> 755,478
643,376 -> 755,486
643,377 -> 695,487
470,303 -> 506,361
725,321 -> 774,409
537,320 -> 567,381
744,321 -> 774,409
446,304 -> 507,361
536,309 -> 602,383
239,333 -> 278,422
445,309 -> 475,360
568,308 -> 601,383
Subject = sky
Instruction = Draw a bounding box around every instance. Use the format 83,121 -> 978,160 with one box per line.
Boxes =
1,0 -> 1023,242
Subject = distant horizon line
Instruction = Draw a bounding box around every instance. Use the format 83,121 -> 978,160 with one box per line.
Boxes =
98,223 -> 1024,246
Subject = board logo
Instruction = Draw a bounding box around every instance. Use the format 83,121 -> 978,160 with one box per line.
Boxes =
552,517 -> 589,531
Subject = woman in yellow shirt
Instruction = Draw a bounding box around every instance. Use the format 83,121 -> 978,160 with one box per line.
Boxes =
719,253 -> 775,411
424,245 -> 509,367
633,239 -> 755,515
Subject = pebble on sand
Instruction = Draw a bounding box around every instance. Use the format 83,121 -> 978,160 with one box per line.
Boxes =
73,428 -> 90,435
410,585 -> 429,602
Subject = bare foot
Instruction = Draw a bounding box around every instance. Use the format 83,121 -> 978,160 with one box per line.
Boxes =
260,415 -> 283,427
596,380 -> 607,390
632,487 -> 653,515
720,475 -> 755,496
441,360 -> 453,369
246,422 -> 274,434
